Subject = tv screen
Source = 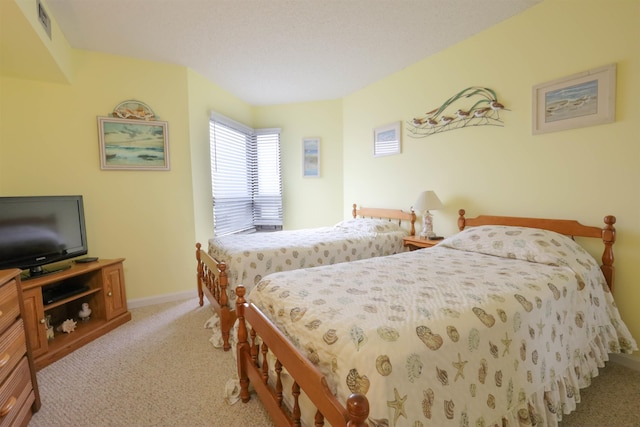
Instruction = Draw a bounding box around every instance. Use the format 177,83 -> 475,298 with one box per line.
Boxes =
0,195 -> 88,277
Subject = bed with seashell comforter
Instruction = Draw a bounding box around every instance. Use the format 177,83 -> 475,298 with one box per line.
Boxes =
234,210 -> 637,427
197,205 -> 416,351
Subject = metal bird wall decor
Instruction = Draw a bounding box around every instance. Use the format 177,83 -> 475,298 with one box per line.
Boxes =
407,87 -> 509,138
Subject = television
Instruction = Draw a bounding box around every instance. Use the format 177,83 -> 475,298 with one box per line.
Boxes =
0,195 -> 88,278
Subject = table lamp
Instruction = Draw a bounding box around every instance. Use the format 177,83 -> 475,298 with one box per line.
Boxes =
413,190 -> 443,239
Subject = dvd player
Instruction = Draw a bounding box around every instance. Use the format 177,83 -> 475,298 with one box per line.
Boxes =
42,283 -> 90,305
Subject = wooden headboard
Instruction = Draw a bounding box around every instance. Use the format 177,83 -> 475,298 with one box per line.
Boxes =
352,203 -> 417,236
457,209 -> 617,292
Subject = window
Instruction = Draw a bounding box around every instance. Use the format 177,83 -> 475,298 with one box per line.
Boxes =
209,112 -> 282,236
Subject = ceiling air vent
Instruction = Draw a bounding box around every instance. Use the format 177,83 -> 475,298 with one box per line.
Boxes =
37,0 -> 52,39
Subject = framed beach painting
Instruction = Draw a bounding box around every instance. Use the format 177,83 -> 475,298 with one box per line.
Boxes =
97,117 -> 170,170
532,63 -> 616,135
302,137 -> 320,178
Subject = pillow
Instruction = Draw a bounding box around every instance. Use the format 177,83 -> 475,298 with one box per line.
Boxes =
439,225 -> 599,271
334,218 -> 404,234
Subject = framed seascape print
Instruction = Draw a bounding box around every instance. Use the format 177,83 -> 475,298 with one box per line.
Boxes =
373,121 -> 401,157
97,117 -> 170,170
303,137 -> 320,178
532,63 -> 616,135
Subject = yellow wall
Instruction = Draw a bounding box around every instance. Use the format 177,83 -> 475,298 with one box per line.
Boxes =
0,51 -> 197,301
342,0 -> 640,352
254,100 -> 344,229
1,0 -> 638,356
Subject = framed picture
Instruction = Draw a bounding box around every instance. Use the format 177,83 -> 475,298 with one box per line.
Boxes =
373,122 -> 401,157
97,117 -> 170,170
302,137 -> 320,178
532,63 -> 616,135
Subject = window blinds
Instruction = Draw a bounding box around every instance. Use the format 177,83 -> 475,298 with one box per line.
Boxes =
209,112 -> 282,236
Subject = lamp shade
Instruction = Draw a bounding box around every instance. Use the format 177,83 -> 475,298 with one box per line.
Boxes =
413,191 -> 443,212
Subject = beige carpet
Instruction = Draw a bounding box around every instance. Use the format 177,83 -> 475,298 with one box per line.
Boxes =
28,298 -> 639,427
29,298 -> 274,427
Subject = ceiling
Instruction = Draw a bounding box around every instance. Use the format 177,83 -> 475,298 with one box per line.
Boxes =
46,0 -> 541,105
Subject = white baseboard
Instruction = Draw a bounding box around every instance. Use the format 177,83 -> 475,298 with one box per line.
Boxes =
609,353 -> 640,371
127,290 -> 195,309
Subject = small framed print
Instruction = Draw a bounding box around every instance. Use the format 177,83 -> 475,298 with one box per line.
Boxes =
303,137 -> 320,178
532,64 -> 616,135
373,122 -> 401,157
98,116 -> 170,170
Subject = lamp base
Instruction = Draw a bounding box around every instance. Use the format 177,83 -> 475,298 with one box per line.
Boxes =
420,211 -> 436,239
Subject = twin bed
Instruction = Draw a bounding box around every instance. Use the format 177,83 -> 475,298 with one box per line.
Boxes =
228,210 -> 637,427
196,204 -> 416,351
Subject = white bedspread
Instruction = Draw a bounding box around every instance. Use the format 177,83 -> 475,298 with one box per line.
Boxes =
247,226 -> 637,427
208,218 -> 409,300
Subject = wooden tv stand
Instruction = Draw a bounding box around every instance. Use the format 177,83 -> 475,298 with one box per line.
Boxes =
20,259 -> 131,370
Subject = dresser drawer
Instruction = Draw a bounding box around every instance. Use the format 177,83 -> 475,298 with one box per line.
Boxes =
0,358 -> 32,427
0,321 -> 27,387
0,282 -> 20,336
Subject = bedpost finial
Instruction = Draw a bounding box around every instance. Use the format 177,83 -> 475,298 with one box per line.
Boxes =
604,215 -> 616,226
346,393 -> 369,426
458,209 -> 467,231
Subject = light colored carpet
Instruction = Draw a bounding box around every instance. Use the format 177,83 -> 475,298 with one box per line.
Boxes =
28,298 -> 639,427
29,298 -> 274,427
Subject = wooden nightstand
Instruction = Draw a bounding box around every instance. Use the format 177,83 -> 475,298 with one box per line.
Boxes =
403,235 -> 442,251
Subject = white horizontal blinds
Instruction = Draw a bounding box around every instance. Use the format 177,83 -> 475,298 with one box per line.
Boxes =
209,112 -> 282,236
254,129 -> 282,226
210,114 -> 254,236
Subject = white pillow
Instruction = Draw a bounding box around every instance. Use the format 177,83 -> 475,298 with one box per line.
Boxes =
439,225 -> 599,271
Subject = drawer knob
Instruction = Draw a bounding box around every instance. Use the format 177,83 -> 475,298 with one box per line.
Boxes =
0,353 -> 9,368
40,318 -> 46,324
108,292 -> 113,297
0,396 -> 16,417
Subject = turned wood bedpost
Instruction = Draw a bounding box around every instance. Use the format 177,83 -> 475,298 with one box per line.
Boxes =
346,393 -> 369,426
410,209 -> 417,236
235,285 -> 251,403
196,243 -> 204,306
352,203 -> 357,218
601,215 -> 616,292
458,209 -> 467,230
218,262 -> 228,308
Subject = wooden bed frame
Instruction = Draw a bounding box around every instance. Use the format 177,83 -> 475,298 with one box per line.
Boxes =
234,209 -> 617,426
196,204 -> 416,351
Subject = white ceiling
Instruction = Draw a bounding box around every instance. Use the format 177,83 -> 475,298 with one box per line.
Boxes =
46,0 -> 541,106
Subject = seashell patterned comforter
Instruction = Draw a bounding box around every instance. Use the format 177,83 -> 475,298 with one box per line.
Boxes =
208,218 -> 410,301
247,225 -> 637,427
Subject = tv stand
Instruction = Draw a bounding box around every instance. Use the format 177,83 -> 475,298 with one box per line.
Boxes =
19,258 -> 131,370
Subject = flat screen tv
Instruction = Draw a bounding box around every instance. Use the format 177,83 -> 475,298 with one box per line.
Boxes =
0,195 -> 88,278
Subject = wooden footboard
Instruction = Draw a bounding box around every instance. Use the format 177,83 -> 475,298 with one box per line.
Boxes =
196,242 -> 236,351
235,286 -> 369,427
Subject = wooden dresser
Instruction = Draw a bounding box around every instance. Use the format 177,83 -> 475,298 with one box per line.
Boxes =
0,269 -> 40,427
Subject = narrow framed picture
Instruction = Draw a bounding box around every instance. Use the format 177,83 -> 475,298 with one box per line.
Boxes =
532,63 -> 616,135
97,117 -> 170,170
373,121 -> 401,157
302,137 -> 320,178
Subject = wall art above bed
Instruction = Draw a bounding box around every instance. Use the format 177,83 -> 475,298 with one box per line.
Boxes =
532,63 -> 616,135
406,86 -> 509,138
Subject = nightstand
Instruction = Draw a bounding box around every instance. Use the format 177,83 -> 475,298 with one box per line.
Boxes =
403,235 -> 442,251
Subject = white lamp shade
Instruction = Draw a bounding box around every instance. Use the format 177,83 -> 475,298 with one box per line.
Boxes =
413,191 -> 443,212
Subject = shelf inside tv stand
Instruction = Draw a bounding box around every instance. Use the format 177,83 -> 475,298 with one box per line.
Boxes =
20,258 -> 131,370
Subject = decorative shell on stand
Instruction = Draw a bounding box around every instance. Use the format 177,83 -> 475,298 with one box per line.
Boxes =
61,319 -> 77,333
